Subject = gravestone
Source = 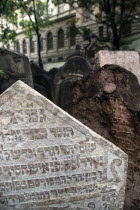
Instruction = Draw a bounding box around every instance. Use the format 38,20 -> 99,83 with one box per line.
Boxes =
0,48 -> 33,94
54,52 -> 93,110
0,81 -> 127,210
95,50 -> 140,83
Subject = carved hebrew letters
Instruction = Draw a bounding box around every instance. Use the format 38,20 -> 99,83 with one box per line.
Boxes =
0,81 -> 128,210
110,158 -> 122,182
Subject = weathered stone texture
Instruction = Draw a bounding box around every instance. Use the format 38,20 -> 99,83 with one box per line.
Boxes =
95,50 -> 140,83
0,48 -> 33,94
54,52 -> 93,110
69,64 -> 140,209
0,80 -> 127,209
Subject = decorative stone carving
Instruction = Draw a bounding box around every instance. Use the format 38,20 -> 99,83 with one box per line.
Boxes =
0,80 -> 127,209
104,83 -> 116,94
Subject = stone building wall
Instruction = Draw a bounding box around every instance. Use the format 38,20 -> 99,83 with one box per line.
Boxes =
0,4 -> 104,71
1,3 -> 140,71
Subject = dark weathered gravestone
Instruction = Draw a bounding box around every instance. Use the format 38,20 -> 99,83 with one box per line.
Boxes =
0,48 -> 33,94
54,52 -> 93,110
68,64 -> 140,209
0,81 -> 127,210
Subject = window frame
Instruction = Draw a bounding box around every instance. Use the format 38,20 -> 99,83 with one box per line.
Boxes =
58,29 -> 64,49
22,39 -> 27,54
30,37 -> 35,53
47,32 -> 53,50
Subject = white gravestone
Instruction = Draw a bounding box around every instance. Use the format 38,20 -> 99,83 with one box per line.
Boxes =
95,50 -> 140,83
0,81 -> 128,210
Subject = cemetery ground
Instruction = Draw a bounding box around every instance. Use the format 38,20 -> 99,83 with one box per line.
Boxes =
0,48 -> 140,209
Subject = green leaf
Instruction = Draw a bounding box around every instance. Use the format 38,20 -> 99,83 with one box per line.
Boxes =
0,70 -> 5,75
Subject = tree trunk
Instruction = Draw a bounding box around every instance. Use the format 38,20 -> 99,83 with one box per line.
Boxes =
110,20 -> 121,50
36,29 -> 43,69
112,29 -> 120,50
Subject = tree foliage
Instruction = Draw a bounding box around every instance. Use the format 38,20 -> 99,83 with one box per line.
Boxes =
0,0 -> 8,16
0,0 -> 18,45
53,0 -> 140,49
0,0 -> 49,68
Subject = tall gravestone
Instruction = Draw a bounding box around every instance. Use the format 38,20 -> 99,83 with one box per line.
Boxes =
0,81 -> 127,210
94,50 -> 140,83
0,48 -> 33,94
54,52 -> 93,110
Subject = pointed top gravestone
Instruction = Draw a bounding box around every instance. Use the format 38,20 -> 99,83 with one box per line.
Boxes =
0,81 -> 127,210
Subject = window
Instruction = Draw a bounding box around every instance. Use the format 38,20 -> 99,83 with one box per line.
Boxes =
30,37 -> 35,53
58,29 -> 64,49
48,0 -> 54,16
48,58 -> 52,62
22,39 -> 27,54
99,26 -> 104,39
85,9 -> 91,21
13,43 -> 16,51
47,32 -> 53,50
122,22 -> 132,35
58,3 -> 64,14
58,57 -> 63,61
16,41 -> 20,53
40,35 -> 43,51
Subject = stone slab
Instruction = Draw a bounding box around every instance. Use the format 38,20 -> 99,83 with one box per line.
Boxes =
95,50 -> 140,83
0,81 -> 128,210
0,48 -> 33,93
54,52 -> 93,110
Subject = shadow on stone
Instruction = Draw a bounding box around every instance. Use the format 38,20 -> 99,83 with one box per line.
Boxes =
30,61 -> 58,101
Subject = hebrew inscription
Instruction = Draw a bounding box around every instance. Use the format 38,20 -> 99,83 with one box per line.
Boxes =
0,81 -> 128,210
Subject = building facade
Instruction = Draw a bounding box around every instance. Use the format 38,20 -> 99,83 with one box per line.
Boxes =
0,1 -> 140,71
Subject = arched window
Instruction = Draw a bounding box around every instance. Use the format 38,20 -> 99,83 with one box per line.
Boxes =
7,43 -> 10,50
85,9 -> 91,21
47,32 -> 53,50
23,39 -> 27,54
58,29 -> 64,49
16,41 -> 20,53
30,37 -> 35,53
40,35 -> 43,51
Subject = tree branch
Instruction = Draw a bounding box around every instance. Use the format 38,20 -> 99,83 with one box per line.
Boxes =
32,0 -> 39,32
18,0 -> 37,31
112,0 -> 116,17
119,0 -> 125,39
